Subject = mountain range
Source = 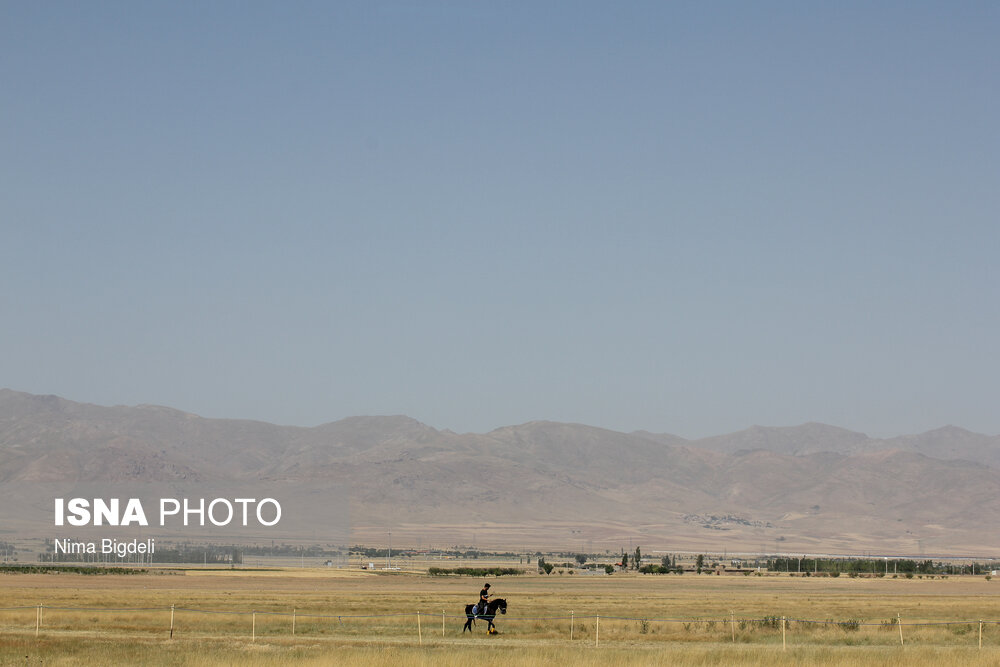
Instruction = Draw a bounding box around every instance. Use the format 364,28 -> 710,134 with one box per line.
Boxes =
2,389 -> 998,556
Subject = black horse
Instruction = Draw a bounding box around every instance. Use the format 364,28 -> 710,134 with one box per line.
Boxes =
463,598 -> 507,633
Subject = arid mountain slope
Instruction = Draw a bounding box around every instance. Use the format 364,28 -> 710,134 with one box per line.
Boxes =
2,389 -> 998,554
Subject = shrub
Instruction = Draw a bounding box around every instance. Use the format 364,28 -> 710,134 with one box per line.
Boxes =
839,619 -> 861,632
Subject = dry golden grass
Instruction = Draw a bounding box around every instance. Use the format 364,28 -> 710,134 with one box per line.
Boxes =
3,568 -> 1000,665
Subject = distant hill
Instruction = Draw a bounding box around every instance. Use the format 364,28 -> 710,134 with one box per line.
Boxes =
670,421 -> 1000,464
882,425 -> 1000,468
685,423 -> 872,456
2,389 -> 999,555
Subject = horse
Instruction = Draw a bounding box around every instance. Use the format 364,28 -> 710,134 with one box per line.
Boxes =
463,598 -> 507,634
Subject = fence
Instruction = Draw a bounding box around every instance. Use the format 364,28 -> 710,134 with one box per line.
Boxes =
3,604 -> 1000,649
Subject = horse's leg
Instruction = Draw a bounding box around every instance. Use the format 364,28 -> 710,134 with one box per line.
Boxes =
463,615 -> 472,633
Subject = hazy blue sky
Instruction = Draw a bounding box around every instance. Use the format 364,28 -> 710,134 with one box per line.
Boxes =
2,2 -> 997,438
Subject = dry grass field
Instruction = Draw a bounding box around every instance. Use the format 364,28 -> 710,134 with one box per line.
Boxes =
3,567 -> 1000,665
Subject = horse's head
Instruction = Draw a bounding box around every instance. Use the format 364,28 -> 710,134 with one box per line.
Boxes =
496,598 -> 507,615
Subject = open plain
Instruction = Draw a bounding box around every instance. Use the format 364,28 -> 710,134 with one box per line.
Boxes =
4,566 -> 1000,665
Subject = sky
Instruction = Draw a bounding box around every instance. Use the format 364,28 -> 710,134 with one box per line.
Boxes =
2,1 -> 997,438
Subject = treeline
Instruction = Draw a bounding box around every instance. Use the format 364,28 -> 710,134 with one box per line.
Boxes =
240,544 -> 342,557
1,564 -> 147,575
427,567 -> 522,577
765,558 -> 997,576
39,544 -> 243,564
352,547 -> 416,558
351,546 -> 520,559
638,564 -> 684,574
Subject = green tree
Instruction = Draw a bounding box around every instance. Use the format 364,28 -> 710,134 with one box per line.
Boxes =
634,547 -> 642,570
604,564 -> 615,575
575,554 -> 587,565
621,552 -> 629,570
696,554 -> 705,574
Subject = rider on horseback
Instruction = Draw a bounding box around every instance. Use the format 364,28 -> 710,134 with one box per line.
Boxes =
463,591 -> 506,634
476,582 -> 490,615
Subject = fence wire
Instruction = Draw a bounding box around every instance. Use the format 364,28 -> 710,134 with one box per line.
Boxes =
5,603 -> 1000,648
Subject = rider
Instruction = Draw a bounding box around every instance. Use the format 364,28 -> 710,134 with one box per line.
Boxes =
477,582 -> 491,614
